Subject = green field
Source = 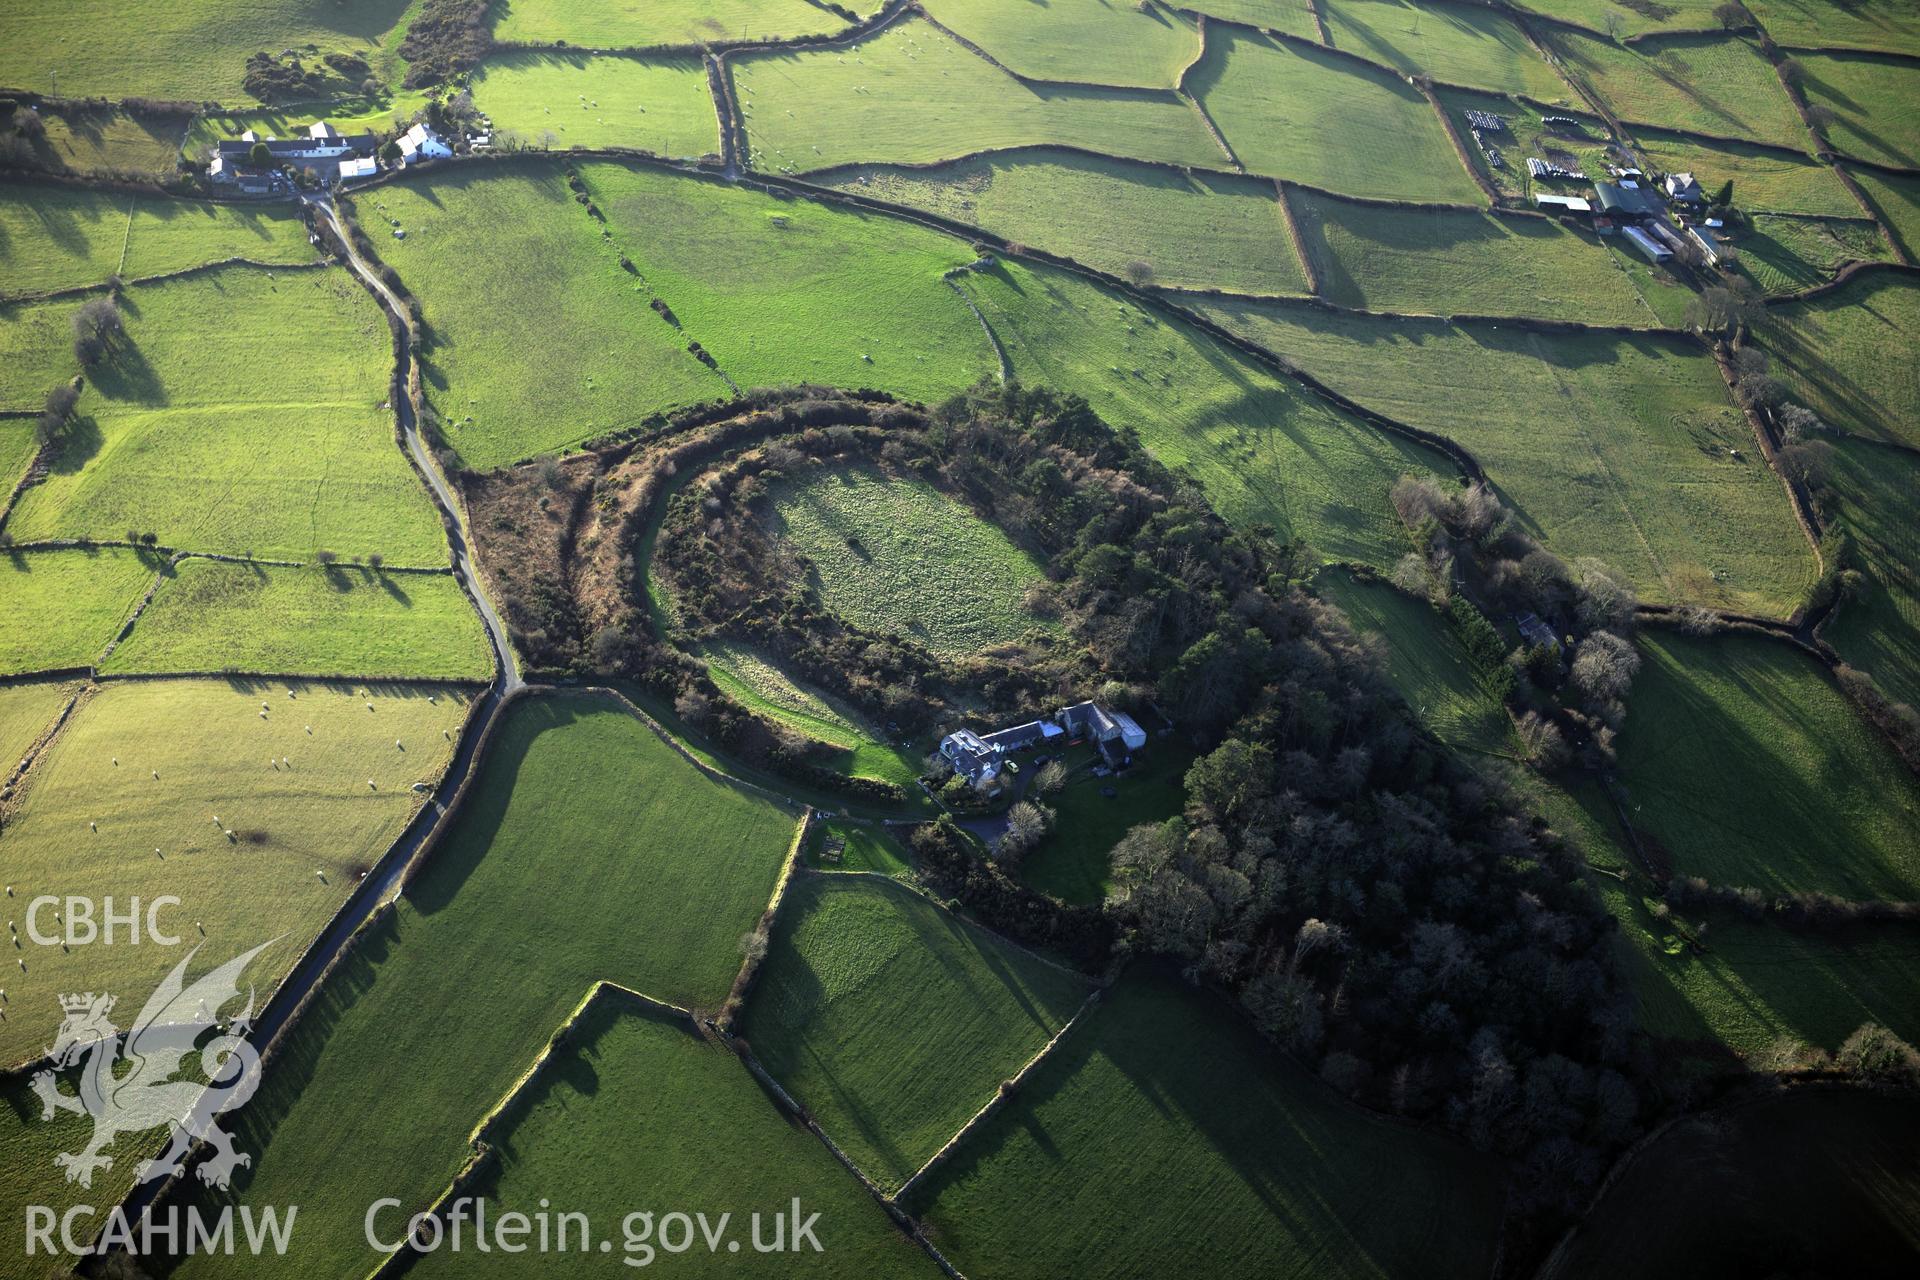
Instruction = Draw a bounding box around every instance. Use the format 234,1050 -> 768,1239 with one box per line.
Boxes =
1634,126 -> 1866,217
733,16 -> 1229,173
24,103 -> 191,178
1192,25 -> 1485,203
0,676 -> 74,774
1853,167 -> 1920,261
1749,0 -> 1920,54
469,51 -> 721,156
1761,270 -> 1920,449
0,0 -> 413,101
1313,569 -> 1516,756
745,874 -> 1091,1188
1799,51 -> 1920,170
491,0 -> 847,46
0,677 -> 469,1067
1190,295 -> 1816,614
1822,439 -> 1920,711
699,639 -> 925,791
1185,0 -> 1321,37
1546,1091 -> 1920,1278
1021,739 -> 1197,905
581,161 -> 999,404
920,0 -> 1203,89
806,818 -> 912,875
406,996 -> 939,1278
1510,0 -> 1724,36
1547,31 -> 1810,150
104,560 -> 492,680
1290,191 -> 1657,322
0,419 -> 37,493
1736,213 -> 1891,293
7,266 -> 448,561
822,149 -> 1311,296
166,692 -> 800,1280
0,295 -> 77,409
0,546 -> 157,674
353,167 -> 727,470
907,970 -> 1506,1279
1321,0 -> 1570,99
1618,630 -> 1920,901
769,465 -> 1055,660
0,183 -> 313,299
958,259 -> 1453,566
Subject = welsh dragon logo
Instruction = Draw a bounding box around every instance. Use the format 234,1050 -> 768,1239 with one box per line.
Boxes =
32,940 -> 276,1190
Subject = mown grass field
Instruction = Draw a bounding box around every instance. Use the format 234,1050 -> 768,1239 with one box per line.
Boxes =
823,149 -> 1312,296
1635,126 -> 1866,217
104,561 -> 492,680
354,167 -> 727,470
1022,738 -> 1196,905
26,103 -> 190,178
1313,569 -> 1516,756
1191,25 -> 1484,203
733,17 -> 1229,173
1736,213 -> 1891,293
1546,1092 -> 1920,1278
0,677 -> 469,1067
1321,0 -> 1570,99
0,546 -> 157,675
1853,167 -> 1920,261
0,183 -> 312,298
468,52 -> 721,156
406,998 -> 939,1279
581,161 -> 999,404
958,259 -> 1452,566
769,465 -> 1055,659
1618,630 -> 1920,902
0,675 -> 74,774
166,692 -> 800,1280
1748,0 -> 1920,54
1799,51 -> 1920,170
0,0 -> 413,100
8,266 -> 447,562
1289,191 -> 1655,322
0,295 -> 78,409
699,639 -> 926,792
919,0 -> 1203,89
1822,439 -> 1920,711
491,0 -> 847,47
745,874 -> 1091,1189
1761,270 -> 1919,449
1547,31 -> 1810,149
907,969 -> 1505,1279
1185,0 -> 1320,38
1190,295 -> 1815,614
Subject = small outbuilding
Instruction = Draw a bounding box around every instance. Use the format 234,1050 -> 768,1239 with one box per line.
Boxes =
1533,193 -> 1593,213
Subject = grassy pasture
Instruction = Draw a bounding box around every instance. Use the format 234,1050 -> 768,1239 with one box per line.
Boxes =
1852,167 -> 1920,261
0,676 -> 74,775
1190,295 -> 1815,614
468,51 -> 721,156
1021,738 -> 1197,905
8,266 -> 447,562
1618,630 -> 1920,902
0,183 -> 311,299
746,874 -> 1091,1189
0,421 -> 33,497
919,0 -> 1203,89
1748,0 -> 1920,55
25,104 -> 190,178
1633,126 -> 1865,217
105,560 -> 492,680
732,17 -> 1229,173
0,0 -> 414,101
580,161 -> 998,405
822,148 -> 1312,296
907,970 -> 1505,1279
1546,1092 -> 1920,1278
491,0 -> 847,46
0,546 -> 157,675
1321,0 -> 1570,99
958,259 -> 1452,566
1182,0 -> 1320,39
405,998 -> 939,1279
1735,213 -> 1891,293
1760,270 -> 1920,449
1822,439 -> 1920,711
805,819 -> 912,875
0,677 -> 469,1066
1313,569 -> 1516,756
769,465 -> 1055,660
0,296 -> 77,409
1798,51 -> 1920,170
164,693 -> 798,1280
353,167 -> 727,471
1289,191 -> 1655,322
1508,0 -> 1724,36
1191,25 -> 1484,202
1547,30 -> 1810,149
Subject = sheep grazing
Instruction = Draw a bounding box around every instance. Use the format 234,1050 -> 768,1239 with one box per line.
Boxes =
111,758 -> 118,766
152,770 -> 159,779
89,821 -> 96,832
262,702 -> 270,711
259,710 -> 268,719
306,726 -> 313,734
428,695 -> 436,705
212,816 -> 222,826
367,779 -> 377,789
366,702 -> 375,711
395,739 -> 403,750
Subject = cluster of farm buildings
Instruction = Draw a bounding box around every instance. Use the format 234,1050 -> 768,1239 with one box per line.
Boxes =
940,701 -> 1149,790
207,120 -> 467,195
